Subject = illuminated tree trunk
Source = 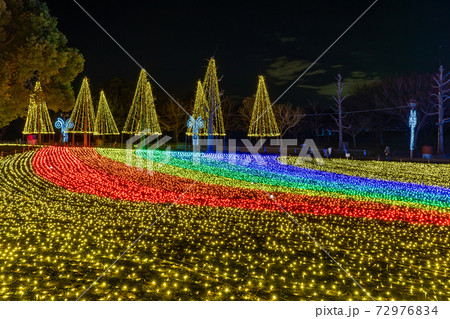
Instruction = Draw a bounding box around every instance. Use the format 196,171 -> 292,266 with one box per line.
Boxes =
207,85 -> 215,153
37,119 -> 41,145
84,116 -> 87,147
332,74 -> 348,151
432,65 -> 450,155
436,66 -> 445,155
438,114 -> 444,155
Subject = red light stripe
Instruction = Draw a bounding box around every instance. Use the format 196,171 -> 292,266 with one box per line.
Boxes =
32,147 -> 450,226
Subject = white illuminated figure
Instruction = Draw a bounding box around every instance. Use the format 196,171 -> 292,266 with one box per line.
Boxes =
409,107 -> 417,151
187,116 -> 204,153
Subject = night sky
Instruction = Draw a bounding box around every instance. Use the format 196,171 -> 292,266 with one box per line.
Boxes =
45,0 -> 450,105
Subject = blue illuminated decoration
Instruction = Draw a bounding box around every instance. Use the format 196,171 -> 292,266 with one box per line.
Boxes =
55,118 -> 74,143
409,109 -> 417,151
187,116 -> 204,152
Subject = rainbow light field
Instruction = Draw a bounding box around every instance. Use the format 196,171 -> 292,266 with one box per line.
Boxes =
0,147 -> 449,300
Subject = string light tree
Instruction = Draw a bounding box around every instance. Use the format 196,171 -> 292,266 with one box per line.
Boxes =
70,77 -> 96,147
22,81 -> 55,145
94,90 -> 119,145
122,69 -> 162,145
202,58 -> 226,152
248,75 -> 280,146
186,81 -> 209,151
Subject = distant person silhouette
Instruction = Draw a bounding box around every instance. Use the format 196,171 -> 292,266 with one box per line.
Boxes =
384,146 -> 391,162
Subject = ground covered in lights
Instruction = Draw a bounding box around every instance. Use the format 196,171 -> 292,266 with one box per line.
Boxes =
0,147 -> 449,301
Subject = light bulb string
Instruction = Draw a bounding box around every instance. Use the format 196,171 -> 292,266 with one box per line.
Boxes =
251,178 -> 376,301
76,179 -> 199,300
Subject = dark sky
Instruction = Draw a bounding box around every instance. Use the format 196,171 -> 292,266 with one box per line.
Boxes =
45,0 -> 450,105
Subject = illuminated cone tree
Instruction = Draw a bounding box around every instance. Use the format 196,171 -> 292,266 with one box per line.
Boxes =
94,90 -> 119,136
144,81 -> 162,134
202,58 -> 225,151
123,69 -> 161,135
23,81 -> 55,144
248,75 -> 280,137
187,81 -> 209,136
70,77 -> 96,146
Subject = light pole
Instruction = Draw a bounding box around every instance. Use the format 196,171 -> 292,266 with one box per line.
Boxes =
408,100 -> 417,159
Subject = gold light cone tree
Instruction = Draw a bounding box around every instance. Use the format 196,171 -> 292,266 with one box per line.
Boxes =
248,75 -> 280,137
187,80 -> 209,136
23,81 -> 55,144
70,77 -> 96,146
144,81 -> 162,134
202,58 -> 225,136
122,69 -> 161,135
94,90 -> 119,135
